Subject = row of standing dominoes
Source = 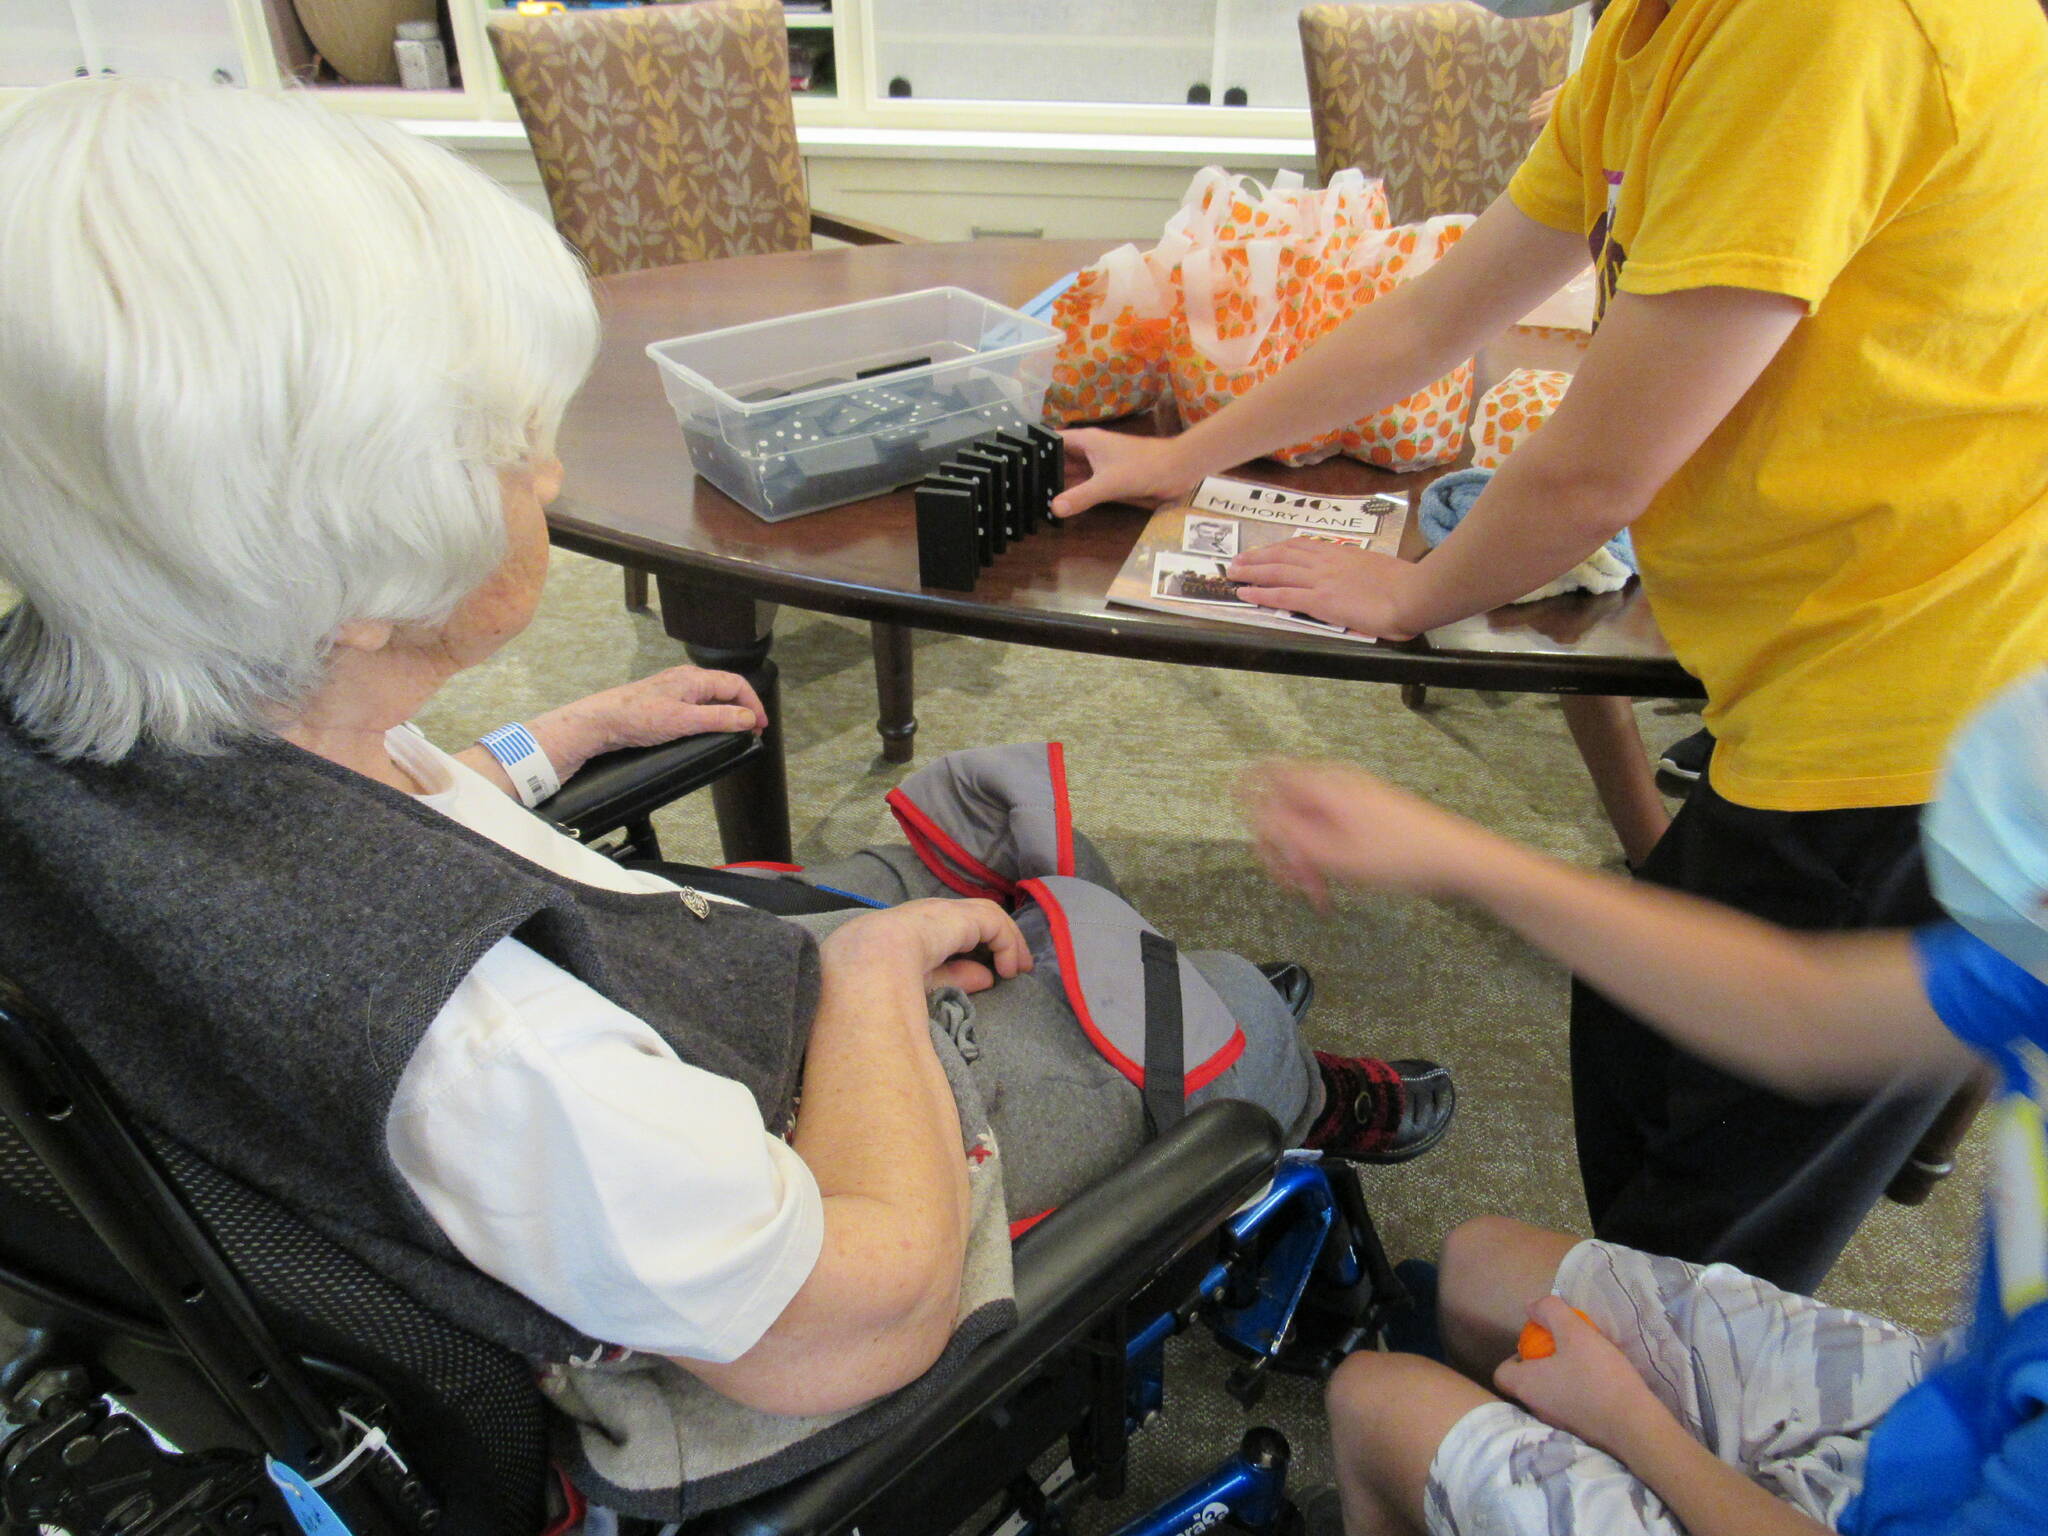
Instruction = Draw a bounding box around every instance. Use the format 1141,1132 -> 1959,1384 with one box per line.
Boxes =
913,426 -> 1066,592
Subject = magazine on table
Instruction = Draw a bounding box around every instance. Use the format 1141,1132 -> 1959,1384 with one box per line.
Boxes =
1105,475 -> 1408,638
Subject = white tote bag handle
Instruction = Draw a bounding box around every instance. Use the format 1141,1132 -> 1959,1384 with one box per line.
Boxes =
1168,165 -> 1235,245
1170,165 -> 1285,245
1147,220 -> 1197,284
1180,239 -> 1286,372
1096,242 -> 1164,316
1317,168 -> 1365,229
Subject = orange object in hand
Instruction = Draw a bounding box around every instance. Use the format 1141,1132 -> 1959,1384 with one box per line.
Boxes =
1517,1308 -> 1595,1360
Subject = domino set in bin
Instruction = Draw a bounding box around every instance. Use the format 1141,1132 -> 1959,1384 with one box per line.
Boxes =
646,288 -> 1060,524
914,425 -> 1066,592
686,371 -> 1021,518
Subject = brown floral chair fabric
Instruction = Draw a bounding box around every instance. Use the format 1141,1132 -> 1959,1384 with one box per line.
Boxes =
1300,1 -> 1572,226
488,0 -> 813,278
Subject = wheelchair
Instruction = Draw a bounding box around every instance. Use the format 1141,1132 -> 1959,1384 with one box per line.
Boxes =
0,735 -> 1411,1536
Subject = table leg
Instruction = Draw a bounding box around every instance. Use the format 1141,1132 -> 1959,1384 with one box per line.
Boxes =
1561,694 -> 1668,870
656,576 -> 794,864
870,621 -> 917,764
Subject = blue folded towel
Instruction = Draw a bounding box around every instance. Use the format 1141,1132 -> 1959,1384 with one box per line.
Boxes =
1418,467 -> 1635,570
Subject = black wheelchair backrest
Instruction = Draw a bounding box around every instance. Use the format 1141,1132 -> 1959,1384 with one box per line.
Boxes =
0,972 -> 550,1536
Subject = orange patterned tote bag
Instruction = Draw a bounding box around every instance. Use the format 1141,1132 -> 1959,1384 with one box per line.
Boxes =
1162,168 -> 1379,451
1329,214 -> 1476,470
1161,166 -> 1476,471
1045,243 -> 1175,425
1472,367 -> 1573,470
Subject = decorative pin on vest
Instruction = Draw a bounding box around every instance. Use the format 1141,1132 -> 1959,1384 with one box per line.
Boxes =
679,887 -> 712,920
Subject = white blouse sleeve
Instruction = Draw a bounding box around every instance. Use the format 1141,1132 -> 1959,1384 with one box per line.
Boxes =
385,935 -> 823,1362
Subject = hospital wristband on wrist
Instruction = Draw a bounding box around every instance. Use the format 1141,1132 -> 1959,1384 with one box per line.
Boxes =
477,722 -> 560,808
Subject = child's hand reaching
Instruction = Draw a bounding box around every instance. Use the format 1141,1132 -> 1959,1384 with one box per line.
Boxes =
1242,759 -> 1504,908
1492,1297 -> 1667,1458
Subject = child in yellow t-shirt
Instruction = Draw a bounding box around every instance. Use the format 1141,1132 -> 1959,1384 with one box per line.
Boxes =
1057,0 -> 2048,1291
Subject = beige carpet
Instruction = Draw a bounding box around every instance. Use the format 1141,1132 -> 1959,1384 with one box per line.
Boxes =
416,547 -> 1985,1523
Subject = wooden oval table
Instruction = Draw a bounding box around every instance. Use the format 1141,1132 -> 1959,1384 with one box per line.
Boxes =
550,239 -> 1700,862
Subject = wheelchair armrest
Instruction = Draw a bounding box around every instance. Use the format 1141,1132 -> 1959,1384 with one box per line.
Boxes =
708,1099 -> 1285,1536
534,733 -> 761,845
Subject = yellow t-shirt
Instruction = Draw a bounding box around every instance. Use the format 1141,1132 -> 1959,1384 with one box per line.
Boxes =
1509,0 -> 2048,811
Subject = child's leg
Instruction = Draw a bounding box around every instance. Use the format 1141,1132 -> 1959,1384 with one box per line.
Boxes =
1438,1216 -> 1579,1382
1560,695 -> 1669,868
1329,1350 -> 1707,1536
1336,1234 -> 1936,1536
1325,1352 -> 1499,1536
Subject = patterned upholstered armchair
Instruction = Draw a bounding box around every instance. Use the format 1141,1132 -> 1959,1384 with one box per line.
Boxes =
488,0 -> 904,276
1299,1 -> 1573,226
489,0 -> 922,762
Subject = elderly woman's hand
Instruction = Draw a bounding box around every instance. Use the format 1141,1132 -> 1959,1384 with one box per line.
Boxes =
823,898 -> 1033,996
530,665 -> 769,780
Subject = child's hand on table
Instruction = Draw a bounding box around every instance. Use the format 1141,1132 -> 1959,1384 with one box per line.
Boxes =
1227,537 -> 1426,640
1242,760 -> 1503,908
1051,429 -> 1198,519
1493,1296 -> 1667,1458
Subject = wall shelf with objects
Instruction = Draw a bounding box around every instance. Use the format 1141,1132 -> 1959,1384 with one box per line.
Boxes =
0,0 -> 1405,236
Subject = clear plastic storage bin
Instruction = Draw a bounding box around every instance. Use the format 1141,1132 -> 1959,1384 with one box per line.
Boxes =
646,287 -> 1059,522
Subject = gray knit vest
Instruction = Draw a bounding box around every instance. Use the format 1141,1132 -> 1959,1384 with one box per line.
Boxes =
0,707 -> 819,1360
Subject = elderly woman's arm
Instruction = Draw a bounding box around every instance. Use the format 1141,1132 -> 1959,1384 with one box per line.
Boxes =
679,899 -> 1031,1418
456,664 -> 767,798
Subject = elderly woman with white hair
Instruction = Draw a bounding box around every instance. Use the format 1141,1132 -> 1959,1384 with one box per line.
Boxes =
0,80 -> 1450,1519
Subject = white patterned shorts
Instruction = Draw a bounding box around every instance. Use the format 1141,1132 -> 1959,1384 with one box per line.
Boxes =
1421,1240 -> 1960,1536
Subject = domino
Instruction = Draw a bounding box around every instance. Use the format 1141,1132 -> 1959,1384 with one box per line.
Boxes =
914,479 -> 980,591
911,427 -> 1067,592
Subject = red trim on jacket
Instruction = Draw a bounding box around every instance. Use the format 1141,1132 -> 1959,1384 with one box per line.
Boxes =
1047,742 -> 1075,878
539,1465 -> 586,1536
1009,1208 -> 1055,1241
886,788 -> 1018,903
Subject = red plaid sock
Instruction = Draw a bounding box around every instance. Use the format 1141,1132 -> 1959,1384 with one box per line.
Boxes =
1303,1051 -> 1407,1159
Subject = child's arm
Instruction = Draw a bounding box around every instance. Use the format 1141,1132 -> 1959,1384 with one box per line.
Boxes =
1225,281 -> 1807,639
1496,1300 -> 1830,1536
1612,1416 -> 1832,1536
1247,762 -> 1974,1096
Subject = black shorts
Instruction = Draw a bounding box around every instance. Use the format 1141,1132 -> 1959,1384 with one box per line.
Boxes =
1569,773 -> 1961,1294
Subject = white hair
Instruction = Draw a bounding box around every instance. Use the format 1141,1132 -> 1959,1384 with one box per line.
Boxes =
0,79 -> 600,760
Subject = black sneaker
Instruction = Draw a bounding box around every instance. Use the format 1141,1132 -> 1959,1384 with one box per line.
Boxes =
1256,961 -> 1316,1026
1306,1054 -> 1456,1164
1656,726 -> 1714,785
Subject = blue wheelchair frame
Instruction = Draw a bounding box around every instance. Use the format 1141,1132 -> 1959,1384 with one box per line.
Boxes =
1002,1153 -> 1400,1536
